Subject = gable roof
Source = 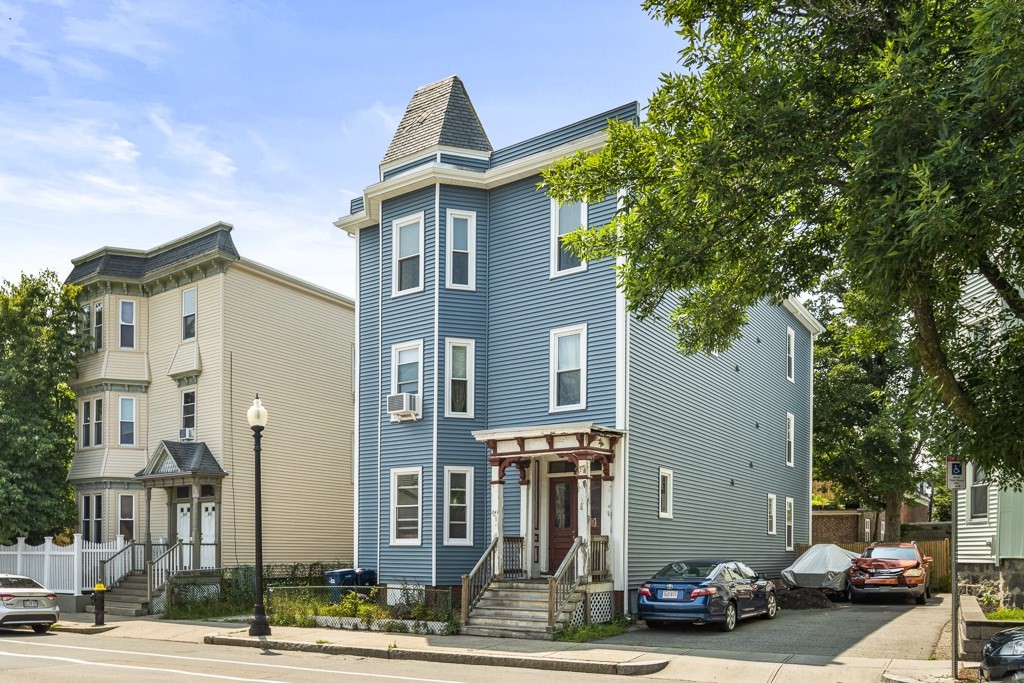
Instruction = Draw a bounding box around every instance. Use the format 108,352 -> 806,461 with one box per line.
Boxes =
135,440 -> 228,480
66,222 -> 239,285
382,75 -> 492,164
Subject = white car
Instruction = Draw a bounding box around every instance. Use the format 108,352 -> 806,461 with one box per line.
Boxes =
0,574 -> 60,633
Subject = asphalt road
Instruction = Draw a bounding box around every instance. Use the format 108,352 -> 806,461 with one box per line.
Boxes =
600,594 -> 951,659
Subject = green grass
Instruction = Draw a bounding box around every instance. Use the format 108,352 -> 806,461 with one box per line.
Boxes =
554,620 -> 630,642
162,597 -> 251,621
986,608 -> 1024,621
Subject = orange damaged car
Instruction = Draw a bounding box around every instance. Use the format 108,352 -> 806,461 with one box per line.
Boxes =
847,542 -> 932,604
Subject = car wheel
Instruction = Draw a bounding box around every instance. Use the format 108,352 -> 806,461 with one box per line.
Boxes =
645,619 -> 666,629
762,592 -> 778,619
915,592 -> 927,605
849,588 -> 860,604
719,602 -> 737,632
31,624 -> 50,634
925,585 -> 931,599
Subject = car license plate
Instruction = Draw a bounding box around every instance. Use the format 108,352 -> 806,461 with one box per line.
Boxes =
661,590 -> 678,599
23,600 -> 38,608
873,579 -> 898,585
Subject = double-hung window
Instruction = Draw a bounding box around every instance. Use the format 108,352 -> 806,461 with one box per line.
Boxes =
787,327 -> 795,382
93,302 -> 103,349
444,466 -> 473,545
81,399 -> 103,447
446,210 -> 476,290
392,340 -> 422,396
82,401 -> 92,448
182,390 -> 196,433
393,213 -> 424,296
445,339 -> 474,417
391,467 -> 421,545
551,199 -> 587,276
786,413 -> 795,467
119,300 -> 135,349
182,288 -> 197,340
82,494 -> 102,542
785,497 -> 794,550
119,494 -> 135,540
119,397 -> 135,446
659,468 -> 673,519
767,494 -> 777,535
550,324 -> 586,411
82,304 -> 91,350
971,465 -> 989,518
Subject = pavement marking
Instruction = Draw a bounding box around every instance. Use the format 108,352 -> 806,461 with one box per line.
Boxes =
0,640 -> 466,683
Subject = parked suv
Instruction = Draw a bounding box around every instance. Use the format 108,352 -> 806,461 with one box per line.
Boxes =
847,542 -> 931,604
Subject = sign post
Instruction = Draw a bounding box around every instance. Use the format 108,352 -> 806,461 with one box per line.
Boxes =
946,456 -> 965,679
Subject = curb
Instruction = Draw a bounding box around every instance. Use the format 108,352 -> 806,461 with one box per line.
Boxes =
52,623 -> 120,635
203,635 -> 669,676
880,674 -> 957,683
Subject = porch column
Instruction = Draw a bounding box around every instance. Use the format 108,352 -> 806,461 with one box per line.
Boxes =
576,459 -> 591,580
190,484 -> 201,569
145,486 -> 152,562
519,461 -> 532,579
491,464 -> 504,579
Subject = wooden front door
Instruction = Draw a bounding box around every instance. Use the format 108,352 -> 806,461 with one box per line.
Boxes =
548,479 -> 576,572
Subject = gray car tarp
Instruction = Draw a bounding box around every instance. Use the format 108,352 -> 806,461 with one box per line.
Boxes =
782,544 -> 861,591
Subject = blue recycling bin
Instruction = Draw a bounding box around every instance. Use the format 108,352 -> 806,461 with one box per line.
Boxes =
325,568 -> 377,604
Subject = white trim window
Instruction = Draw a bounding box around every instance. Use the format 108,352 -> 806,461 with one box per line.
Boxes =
767,494 -> 777,535
82,400 -> 92,448
549,324 -> 587,412
879,517 -> 886,541
659,468 -> 673,519
392,213 -> 424,296
446,210 -> 476,290
443,466 -> 473,545
787,327 -> 795,382
93,301 -> 103,350
786,413 -> 795,467
118,494 -> 135,540
119,397 -> 135,446
970,465 -> 989,519
445,338 -> 475,418
785,497 -> 794,550
82,398 -> 104,448
182,287 -> 197,340
182,390 -> 196,432
391,340 -> 423,416
864,516 -> 872,542
119,299 -> 136,349
390,467 -> 422,545
550,198 -> 588,277
82,494 -> 102,542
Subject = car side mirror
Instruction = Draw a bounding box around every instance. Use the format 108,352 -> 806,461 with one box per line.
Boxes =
923,556 -> 932,564
756,572 -> 766,581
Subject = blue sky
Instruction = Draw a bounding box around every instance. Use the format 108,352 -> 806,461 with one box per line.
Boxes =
1,0 -> 681,297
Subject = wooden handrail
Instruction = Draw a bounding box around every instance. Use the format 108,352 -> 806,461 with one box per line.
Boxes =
547,536 -> 585,627
461,537 -> 498,624
146,541 -> 181,605
99,540 -> 137,588
590,536 -> 610,582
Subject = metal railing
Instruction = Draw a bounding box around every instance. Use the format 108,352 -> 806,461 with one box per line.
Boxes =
502,536 -> 526,578
547,536 -> 585,627
460,537 -> 498,624
590,535 -> 610,582
99,540 -> 137,589
147,541 -> 183,604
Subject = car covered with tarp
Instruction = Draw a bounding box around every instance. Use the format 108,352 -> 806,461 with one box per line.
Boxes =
782,544 -> 861,591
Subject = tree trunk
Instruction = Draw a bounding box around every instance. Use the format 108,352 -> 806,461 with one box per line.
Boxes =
884,491 -> 903,541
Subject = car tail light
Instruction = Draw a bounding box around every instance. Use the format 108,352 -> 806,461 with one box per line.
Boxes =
47,593 -> 57,600
638,584 -> 653,597
0,593 -> 12,601
690,586 -> 718,598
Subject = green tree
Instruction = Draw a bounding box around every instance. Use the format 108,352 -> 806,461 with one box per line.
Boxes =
0,271 -> 80,543
543,0 -> 1024,484
810,281 -> 928,540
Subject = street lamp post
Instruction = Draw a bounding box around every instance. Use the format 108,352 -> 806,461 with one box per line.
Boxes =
247,394 -> 271,637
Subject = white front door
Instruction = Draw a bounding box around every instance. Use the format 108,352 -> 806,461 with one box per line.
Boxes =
176,503 -> 192,569
200,502 -> 217,568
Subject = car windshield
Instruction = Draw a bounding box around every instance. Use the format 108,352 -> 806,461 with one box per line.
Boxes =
0,576 -> 43,589
864,547 -> 918,561
653,562 -> 719,580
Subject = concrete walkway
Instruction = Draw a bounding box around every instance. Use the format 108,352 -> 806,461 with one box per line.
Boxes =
51,611 -> 965,682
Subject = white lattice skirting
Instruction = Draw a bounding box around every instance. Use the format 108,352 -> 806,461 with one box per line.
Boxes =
570,590 -> 614,627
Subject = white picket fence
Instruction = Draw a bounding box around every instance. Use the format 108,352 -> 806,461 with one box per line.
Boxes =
0,535 -> 135,595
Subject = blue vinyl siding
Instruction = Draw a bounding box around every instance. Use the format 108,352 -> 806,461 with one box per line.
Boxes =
357,226 -> 381,571
626,302 -> 813,592
378,186 -> 436,584
439,154 -> 489,172
382,155 -> 435,180
487,176 -> 617,429
350,196 -> 364,215
490,103 -> 638,167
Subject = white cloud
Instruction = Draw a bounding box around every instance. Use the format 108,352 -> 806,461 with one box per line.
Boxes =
0,1 -> 57,81
149,107 -> 236,178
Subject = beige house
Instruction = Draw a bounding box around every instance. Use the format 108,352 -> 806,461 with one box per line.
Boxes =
66,222 -> 354,569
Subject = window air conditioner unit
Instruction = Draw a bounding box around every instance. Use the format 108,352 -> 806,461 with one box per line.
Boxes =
387,393 -> 418,419
179,427 -> 195,441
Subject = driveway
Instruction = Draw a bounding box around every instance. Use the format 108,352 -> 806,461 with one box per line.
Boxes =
600,595 -> 951,659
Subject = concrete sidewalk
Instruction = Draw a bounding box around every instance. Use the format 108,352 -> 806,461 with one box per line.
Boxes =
51,612 -> 962,682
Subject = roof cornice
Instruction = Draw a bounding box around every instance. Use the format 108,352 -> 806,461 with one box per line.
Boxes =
783,296 -> 826,337
71,221 -> 233,266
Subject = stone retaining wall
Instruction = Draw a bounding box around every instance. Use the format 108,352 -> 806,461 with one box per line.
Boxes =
959,594 -> 1024,659
959,558 -> 1024,609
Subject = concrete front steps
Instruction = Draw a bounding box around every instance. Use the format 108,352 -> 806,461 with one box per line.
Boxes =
462,579 -> 580,640
86,572 -> 152,617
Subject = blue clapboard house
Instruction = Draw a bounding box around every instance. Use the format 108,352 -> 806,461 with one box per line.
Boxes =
335,76 -> 823,638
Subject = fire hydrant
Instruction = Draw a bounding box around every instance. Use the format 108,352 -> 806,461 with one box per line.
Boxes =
91,582 -> 106,626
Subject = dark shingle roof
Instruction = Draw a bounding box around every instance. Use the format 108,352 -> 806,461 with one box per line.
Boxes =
382,76 -> 492,164
66,223 -> 238,285
135,441 -> 228,479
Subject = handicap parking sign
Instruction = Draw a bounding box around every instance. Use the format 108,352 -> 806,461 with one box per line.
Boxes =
946,456 -> 966,490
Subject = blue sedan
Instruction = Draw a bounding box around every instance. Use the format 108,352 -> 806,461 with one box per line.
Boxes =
637,560 -> 778,632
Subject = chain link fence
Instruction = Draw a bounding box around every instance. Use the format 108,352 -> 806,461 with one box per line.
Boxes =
267,585 -> 458,635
